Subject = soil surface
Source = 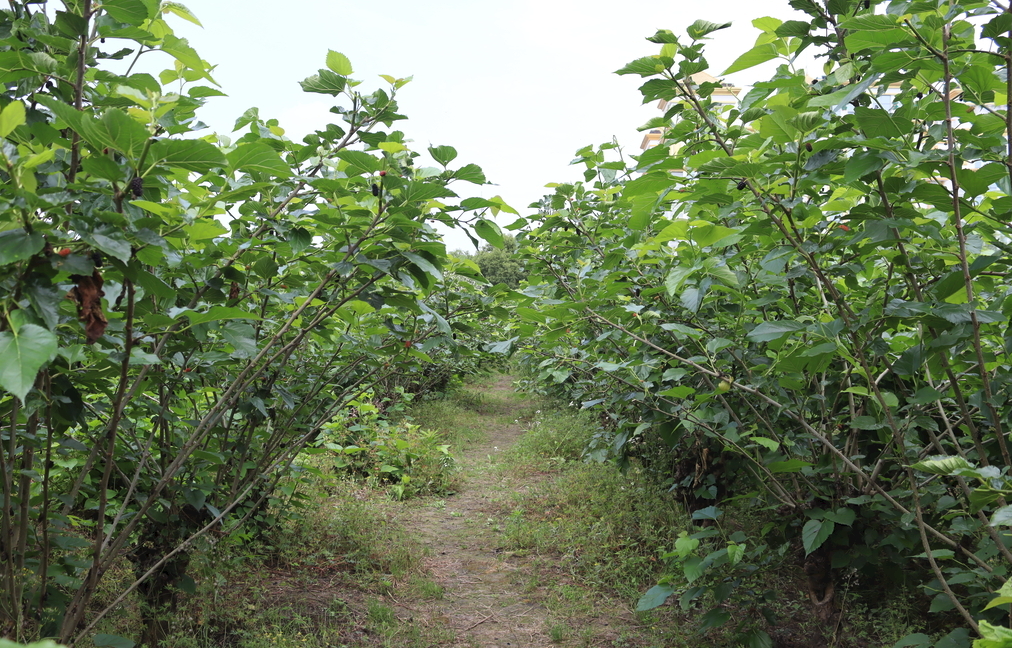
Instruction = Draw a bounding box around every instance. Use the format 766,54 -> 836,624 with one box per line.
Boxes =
385,374 -> 559,647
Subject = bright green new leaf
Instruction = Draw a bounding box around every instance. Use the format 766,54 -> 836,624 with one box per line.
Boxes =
727,542 -> 745,566
326,50 -> 354,76
161,2 -> 202,26
0,324 -> 58,402
0,100 -> 25,138
722,43 -> 778,75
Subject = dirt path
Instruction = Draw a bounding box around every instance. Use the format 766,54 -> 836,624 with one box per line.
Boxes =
388,375 -> 556,647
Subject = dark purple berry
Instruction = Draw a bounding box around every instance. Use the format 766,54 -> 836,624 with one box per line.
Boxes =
129,177 -> 143,198
736,179 -> 748,190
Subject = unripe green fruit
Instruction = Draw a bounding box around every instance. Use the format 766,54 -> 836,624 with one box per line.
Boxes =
718,380 -> 732,393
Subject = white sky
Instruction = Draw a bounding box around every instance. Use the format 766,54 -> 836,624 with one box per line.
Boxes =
164,0 -> 809,250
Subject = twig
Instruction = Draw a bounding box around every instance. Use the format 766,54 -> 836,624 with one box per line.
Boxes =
463,612 -> 496,631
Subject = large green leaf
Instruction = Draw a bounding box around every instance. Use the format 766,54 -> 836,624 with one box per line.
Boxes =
801,519 -> 834,555
147,139 -> 226,172
474,219 -> 504,249
747,320 -> 806,342
0,324 -> 58,402
0,229 -> 44,265
226,142 -> 291,177
722,43 -> 778,75
102,0 -> 156,25
78,108 -> 149,160
636,584 -> 675,611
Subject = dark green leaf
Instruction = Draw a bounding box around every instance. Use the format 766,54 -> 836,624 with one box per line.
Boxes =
802,519 -> 834,555
147,139 -> 226,172
0,229 -> 45,265
636,584 -> 675,611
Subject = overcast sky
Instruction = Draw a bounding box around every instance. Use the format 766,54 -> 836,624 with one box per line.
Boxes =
165,1 -> 808,250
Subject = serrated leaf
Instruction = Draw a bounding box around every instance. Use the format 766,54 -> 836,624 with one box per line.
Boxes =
326,50 -> 354,75
0,324 -> 58,402
299,69 -> 347,95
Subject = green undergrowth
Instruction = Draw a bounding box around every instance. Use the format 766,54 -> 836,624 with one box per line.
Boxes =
163,477 -> 438,648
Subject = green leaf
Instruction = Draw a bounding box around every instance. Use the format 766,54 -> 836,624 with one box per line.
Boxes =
453,163 -> 487,184
79,108 -> 149,160
801,519 -> 834,555
910,456 -> 972,475
0,324 -> 58,402
722,43 -> 779,75
161,2 -> 203,26
147,139 -> 226,172
825,508 -> 856,526
93,634 -> 136,648
636,584 -> 675,611
226,142 -> 291,177
428,145 -> 457,166
474,219 -> 504,249
854,107 -> 911,138
102,0 -> 155,25
991,505 -> 1012,527
844,150 -> 884,183
0,100 -> 25,138
299,69 -> 347,95
288,227 -> 312,256
326,50 -> 354,76
161,34 -> 216,84
747,320 -> 806,342
687,20 -> 731,40
0,229 -> 45,265
768,459 -> 812,473
402,251 -> 443,281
